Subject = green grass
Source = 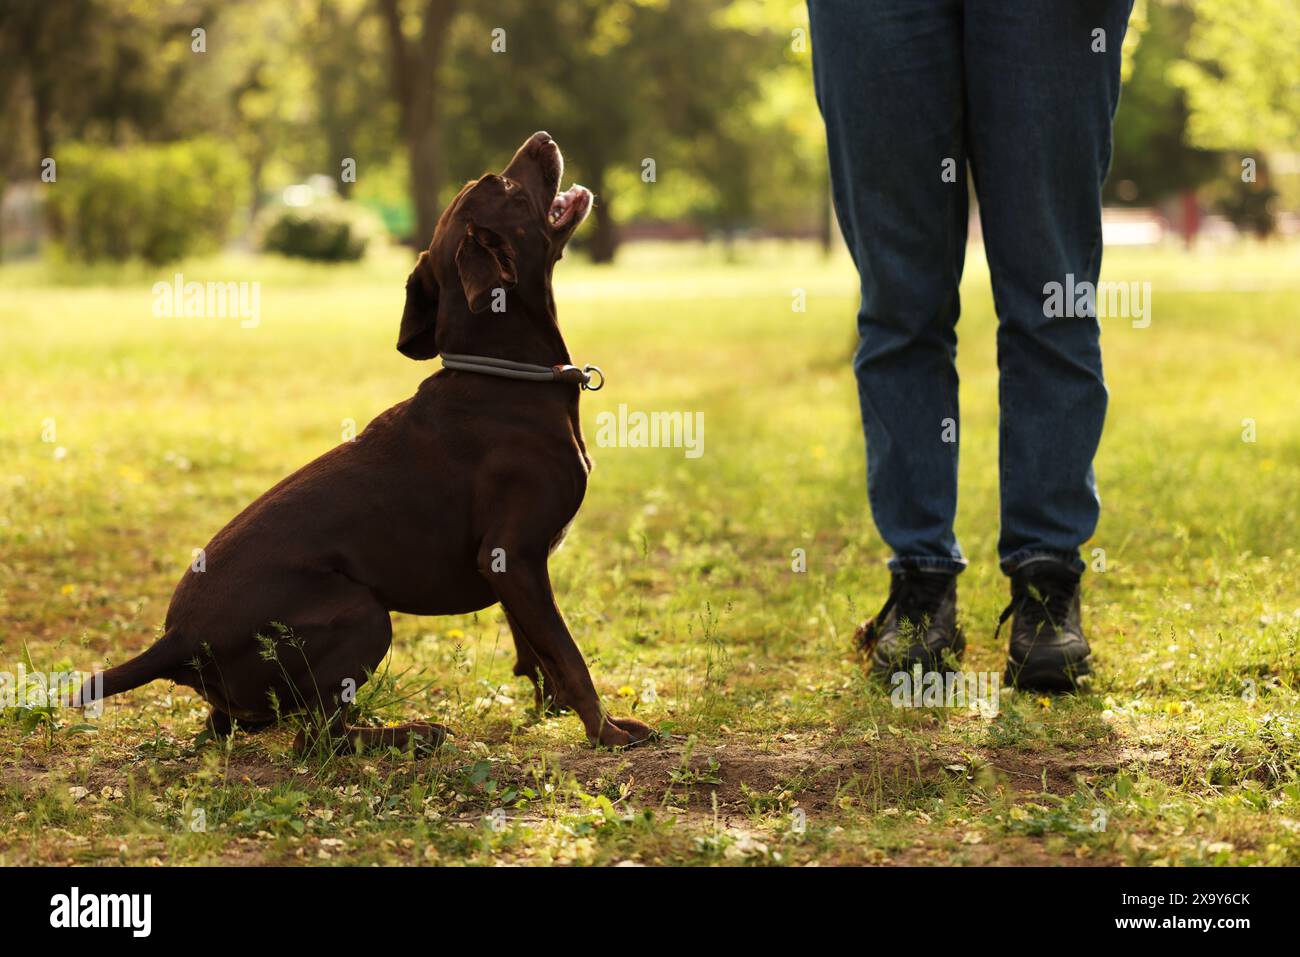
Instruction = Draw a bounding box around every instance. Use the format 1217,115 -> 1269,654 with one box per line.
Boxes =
2,239 -> 1299,865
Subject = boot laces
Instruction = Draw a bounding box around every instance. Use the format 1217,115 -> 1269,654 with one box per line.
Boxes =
995,568 -> 1078,642
859,570 -> 951,651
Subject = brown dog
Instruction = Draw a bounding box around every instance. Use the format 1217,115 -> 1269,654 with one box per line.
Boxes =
73,132 -> 655,751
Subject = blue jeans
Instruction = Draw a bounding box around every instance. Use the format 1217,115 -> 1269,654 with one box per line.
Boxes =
808,0 -> 1132,577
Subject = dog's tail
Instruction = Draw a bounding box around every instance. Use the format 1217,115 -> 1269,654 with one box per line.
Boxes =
69,633 -> 189,709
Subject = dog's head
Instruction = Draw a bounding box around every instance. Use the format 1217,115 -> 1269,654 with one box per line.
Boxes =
397,131 -> 593,360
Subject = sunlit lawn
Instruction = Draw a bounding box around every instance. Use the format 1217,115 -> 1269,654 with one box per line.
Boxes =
1,238 -> 1298,864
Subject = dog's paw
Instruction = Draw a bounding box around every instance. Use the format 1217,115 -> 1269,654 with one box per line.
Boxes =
402,721 -> 453,753
294,721 -> 452,757
593,715 -> 658,749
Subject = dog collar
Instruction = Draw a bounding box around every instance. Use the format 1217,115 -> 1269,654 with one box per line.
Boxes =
440,352 -> 604,390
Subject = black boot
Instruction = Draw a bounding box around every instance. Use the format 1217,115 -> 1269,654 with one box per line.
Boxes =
856,569 -> 964,679
999,562 -> 1093,692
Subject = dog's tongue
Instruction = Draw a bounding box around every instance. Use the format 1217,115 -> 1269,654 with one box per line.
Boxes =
548,185 -> 589,228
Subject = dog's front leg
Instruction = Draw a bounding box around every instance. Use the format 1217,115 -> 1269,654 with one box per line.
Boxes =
480,544 -> 654,748
505,609 -> 569,714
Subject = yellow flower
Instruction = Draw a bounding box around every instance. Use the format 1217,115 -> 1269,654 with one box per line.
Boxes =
617,685 -> 635,697
445,628 -> 464,640
1165,701 -> 1184,716
60,583 -> 76,596
1036,696 -> 1052,710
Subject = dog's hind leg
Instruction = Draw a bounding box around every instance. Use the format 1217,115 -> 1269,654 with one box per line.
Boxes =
204,709 -> 275,739
282,589 -> 451,756
342,720 -> 450,753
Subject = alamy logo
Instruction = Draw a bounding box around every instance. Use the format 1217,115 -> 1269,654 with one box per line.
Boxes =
152,273 -> 261,328
594,403 -> 704,459
1042,273 -> 1151,328
49,887 -> 152,937
2,667 -> 102,719
890,666 -> 1000,714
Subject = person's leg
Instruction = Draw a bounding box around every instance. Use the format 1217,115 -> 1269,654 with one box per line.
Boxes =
963,0 -> 1133,688
964,0 -> 1132,576
808,0 -> 968,576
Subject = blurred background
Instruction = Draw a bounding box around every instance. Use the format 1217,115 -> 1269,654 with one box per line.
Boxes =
1,0 -> 1296,266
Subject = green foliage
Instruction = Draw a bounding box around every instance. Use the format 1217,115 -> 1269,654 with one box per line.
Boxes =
226,788 -> 312,836
0,0 -> 200,170
6,0 -> 1300,268
257,198 -> 379,262
1169,0 -> 1300,152
2,243 -> 1300,864
446,0 -> 809,258
1108,0 -> 1220,204
1206,156 -> 1280,237
45,138 -> 249,264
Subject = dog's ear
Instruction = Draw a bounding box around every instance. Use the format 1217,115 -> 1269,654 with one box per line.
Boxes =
397,251 -> 440,359
455,223 -> 517,314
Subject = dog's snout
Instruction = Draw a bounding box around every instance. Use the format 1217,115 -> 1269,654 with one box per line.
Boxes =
500,132 -> 564,210
526,131 -> 556,157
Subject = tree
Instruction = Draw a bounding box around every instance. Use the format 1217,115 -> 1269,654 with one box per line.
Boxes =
1107,0 -> 1220,206
1162,0 -> 1299,238
447,0 -> 787,262
1169,0 -> 1300,153
309,0 -> 391,199
376,0 -> 460,246
0,0 -> 213,166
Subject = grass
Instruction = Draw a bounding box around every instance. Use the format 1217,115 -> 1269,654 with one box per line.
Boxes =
1,238 -> 1298,866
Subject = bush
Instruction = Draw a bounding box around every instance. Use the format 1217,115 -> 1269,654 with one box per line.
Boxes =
1211,157 -> 1279,239
256,198 -> 378,262
45,139 -> 249,264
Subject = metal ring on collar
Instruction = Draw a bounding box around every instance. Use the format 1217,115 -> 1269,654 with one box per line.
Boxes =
581,364 -> 604,391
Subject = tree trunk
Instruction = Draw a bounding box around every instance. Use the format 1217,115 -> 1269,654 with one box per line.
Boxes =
378,0 -> 458,247
32,84 -> 54,161
316,0 -> 352,198
407,116 -> 443,246
588,179 -> 618,263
